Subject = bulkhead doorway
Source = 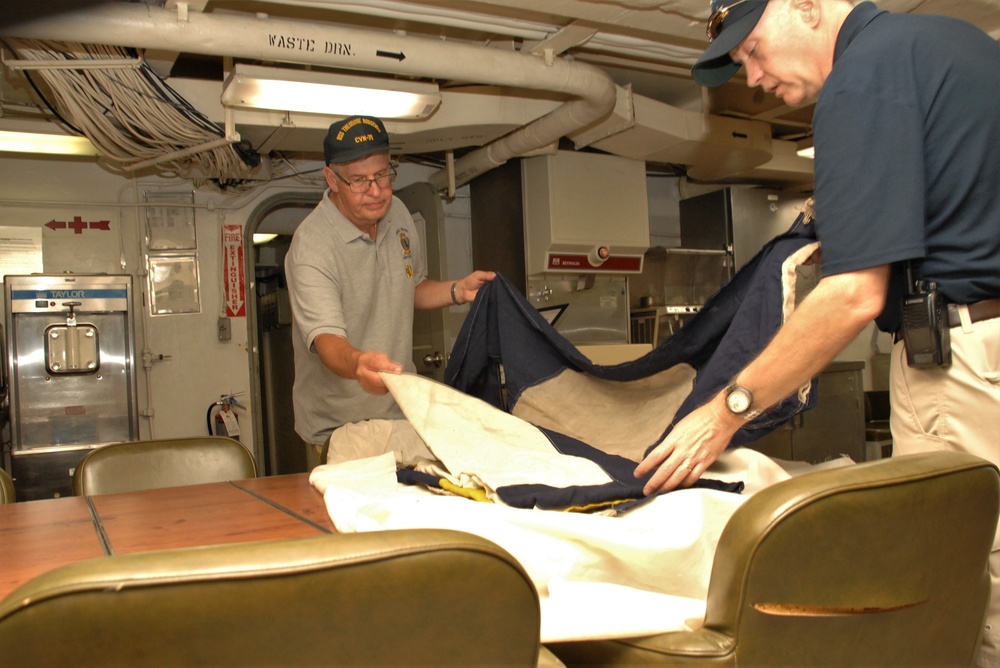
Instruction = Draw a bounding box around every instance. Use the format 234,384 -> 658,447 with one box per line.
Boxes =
246,191 -> 320,476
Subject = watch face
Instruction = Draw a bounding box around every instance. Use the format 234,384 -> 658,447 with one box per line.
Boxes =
727,387 -> 752,414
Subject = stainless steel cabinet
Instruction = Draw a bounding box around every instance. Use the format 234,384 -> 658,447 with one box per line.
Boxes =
747,361 -> 867,464
679,186 -> 811,272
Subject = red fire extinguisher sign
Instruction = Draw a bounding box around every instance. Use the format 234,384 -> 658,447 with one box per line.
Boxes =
222,224 -> 246,317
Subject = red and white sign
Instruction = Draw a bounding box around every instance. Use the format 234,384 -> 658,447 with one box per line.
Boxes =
45,217 -> 111,233
222,224 -> 246,317
546,253 -> 643,273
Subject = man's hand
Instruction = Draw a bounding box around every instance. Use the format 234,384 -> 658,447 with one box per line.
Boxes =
353,351 -> 403,395
314,333 -> 401,395
634,395 -> 741,495
455,270 -> 496,305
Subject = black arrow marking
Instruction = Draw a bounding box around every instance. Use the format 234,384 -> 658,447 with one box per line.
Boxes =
376,49 -> 405,61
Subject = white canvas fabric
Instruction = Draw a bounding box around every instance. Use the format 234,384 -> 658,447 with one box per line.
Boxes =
310,372 -> 853,641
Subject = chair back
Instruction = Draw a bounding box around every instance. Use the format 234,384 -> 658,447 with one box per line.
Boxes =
0,528 -> 541,667
73,436 -> 257,496
551,451 -> 999,666
0,467 -> 14,504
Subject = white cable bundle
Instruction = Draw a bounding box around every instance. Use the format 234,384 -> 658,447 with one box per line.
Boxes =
4,39 -> 254,185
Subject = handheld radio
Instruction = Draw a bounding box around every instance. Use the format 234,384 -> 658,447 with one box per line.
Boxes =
900,262 -> 951,368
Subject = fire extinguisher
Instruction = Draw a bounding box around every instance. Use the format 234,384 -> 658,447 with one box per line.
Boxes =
207,393 -> 243,438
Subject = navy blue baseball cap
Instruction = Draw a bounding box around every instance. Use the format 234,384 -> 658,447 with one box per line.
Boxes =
692,0 -> 768,87
323,116 -> 390,165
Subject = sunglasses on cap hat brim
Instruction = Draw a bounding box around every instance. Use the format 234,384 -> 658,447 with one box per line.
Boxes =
692,0 -> 768,87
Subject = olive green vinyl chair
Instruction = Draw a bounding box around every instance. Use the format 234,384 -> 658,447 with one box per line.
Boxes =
549,451 -> 999,667
0,467 -> 15,504
73,436 -> 257,496
0,528 -> 542,667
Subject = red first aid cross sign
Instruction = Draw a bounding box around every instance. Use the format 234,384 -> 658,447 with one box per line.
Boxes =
222,224 -> 246,317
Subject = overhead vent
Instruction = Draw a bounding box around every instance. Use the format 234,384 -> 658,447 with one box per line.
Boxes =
571,85 -> 775,181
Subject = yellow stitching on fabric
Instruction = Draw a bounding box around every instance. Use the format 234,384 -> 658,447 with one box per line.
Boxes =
438,478 -> 492,503
562,498 -> 639,514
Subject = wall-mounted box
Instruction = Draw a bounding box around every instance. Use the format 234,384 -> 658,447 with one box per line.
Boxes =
522,151 -> 650,276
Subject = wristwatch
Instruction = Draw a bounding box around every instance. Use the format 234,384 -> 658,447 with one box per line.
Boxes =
724,382 -> 763,421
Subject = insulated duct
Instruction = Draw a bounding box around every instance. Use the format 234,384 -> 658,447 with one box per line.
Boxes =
1,2 -> 617,191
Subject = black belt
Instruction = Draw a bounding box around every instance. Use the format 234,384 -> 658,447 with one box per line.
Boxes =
947,298 -> 1000,327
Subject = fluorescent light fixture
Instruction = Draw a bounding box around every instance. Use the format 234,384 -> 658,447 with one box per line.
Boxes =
221,64 -> 441,120
796,138 -> 815,159
0,130 -> 99,156
253,233 -> 279,245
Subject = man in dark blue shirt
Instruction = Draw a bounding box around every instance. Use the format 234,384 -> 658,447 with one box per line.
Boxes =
638,1 -> 1000,663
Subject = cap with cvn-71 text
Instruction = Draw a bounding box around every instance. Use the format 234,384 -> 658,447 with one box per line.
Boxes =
323,116 -> 390,165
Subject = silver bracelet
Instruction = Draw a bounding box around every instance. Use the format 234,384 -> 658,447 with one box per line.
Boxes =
450,281 -> 461,305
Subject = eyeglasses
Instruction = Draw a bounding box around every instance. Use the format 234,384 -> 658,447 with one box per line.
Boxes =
706,0 -> 749,41
332,167 -> 397,193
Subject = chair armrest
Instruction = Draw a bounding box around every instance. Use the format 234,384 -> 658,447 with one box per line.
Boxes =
549,628 -> 736,665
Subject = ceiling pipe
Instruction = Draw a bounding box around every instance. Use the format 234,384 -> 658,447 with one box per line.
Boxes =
2,2 -> 617,192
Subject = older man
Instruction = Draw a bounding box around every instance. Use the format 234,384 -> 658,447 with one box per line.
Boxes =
285,116 -> 494,468
635,1 -> 1000,662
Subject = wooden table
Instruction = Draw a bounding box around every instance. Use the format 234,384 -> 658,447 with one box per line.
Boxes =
0,473 -> 332,601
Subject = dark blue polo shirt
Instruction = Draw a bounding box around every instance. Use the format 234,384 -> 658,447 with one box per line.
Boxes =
811,2 -> 1000,331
